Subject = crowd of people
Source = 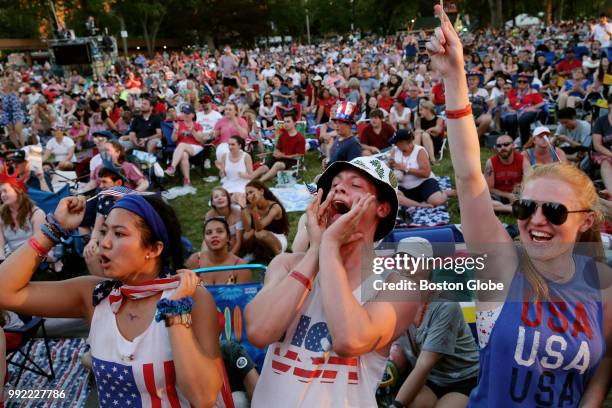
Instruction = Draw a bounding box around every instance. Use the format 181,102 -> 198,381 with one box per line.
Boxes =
0,6 -> 611,408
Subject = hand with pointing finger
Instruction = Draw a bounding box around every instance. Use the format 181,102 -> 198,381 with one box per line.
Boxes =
426,5 -> 465,79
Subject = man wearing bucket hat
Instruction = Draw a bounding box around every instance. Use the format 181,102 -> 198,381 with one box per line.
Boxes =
325,101 -> 362,168
246,155 -> 420,407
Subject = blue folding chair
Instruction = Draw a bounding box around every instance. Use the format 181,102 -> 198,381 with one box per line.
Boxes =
28,184 -> 70,214
160,120 -> 208,169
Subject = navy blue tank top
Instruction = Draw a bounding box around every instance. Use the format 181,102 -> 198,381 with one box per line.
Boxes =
468,255 -> 605,407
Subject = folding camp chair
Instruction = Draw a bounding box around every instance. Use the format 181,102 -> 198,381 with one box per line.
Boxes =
5,317 -> 54,386
159,121 -> 210,171
194,264 -> 268,408
194,264 -> 268,369
28,184 -> 70,214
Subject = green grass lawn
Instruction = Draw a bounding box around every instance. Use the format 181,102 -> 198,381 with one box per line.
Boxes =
168,146 -> 517,249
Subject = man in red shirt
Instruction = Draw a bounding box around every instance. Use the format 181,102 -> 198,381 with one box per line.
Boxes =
252,112 -> 305,182
555,49 -> 582,77
360,109 -> 395,154
502,73 -> 546,146
484,134 -> 531,213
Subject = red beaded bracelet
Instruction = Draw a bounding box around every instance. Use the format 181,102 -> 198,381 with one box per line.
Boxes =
445,104 -> 473,119
290,270 -> 312,291
28,237 -> 47,259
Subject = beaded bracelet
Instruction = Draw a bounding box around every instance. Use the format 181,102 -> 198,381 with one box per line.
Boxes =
155,297 -> 194,322
41,223 -> 62,244
45,214 -> 71,240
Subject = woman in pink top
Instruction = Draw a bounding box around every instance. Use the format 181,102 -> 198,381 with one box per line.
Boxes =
213,102 -> 248,162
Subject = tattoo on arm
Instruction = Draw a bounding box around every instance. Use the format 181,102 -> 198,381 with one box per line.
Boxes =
485,162 -> 493,177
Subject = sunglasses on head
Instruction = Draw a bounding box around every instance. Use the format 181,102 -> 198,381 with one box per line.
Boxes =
496,142 -> 513,148
512,199 -> 591,225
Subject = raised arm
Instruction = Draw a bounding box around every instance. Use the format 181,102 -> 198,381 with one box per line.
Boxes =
427,5 -> 510,246
168,273 -> 223,407
318,194 -> 418,356
245,192 -> 330,347
0,197 -> 101,319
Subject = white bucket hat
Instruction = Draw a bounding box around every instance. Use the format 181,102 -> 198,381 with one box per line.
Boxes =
317,156 -> 399,241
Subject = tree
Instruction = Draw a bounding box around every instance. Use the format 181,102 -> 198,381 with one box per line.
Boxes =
487,0 -> 503,28
113,0 -> 170,57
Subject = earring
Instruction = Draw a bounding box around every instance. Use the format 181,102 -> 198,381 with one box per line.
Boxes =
145,255 -> 150,260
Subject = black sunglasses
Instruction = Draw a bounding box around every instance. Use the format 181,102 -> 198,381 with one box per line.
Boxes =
512,199 -> 591,225
496,142 -> 513,148
517,80 -> 529,84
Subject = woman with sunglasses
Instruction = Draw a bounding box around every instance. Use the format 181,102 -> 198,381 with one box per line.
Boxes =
428,5 -> 611,407
0,195 -> 226,407
502,73 -> 546,147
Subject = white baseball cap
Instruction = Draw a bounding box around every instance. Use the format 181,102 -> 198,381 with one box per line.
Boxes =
533,126 -> 551,137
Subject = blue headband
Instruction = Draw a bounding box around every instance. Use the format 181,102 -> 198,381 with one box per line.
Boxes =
113,194 -> 170,254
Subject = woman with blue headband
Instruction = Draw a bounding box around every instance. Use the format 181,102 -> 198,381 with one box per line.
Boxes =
0,195 -> 227,407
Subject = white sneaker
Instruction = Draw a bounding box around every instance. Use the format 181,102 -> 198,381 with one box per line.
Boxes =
203,176 -> 219,182
204,159 -> 211,169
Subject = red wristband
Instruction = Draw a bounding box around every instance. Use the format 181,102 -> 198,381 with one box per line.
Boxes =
290,270 -> 312,291
28,237 -> 48,258
445,104 -> 472,119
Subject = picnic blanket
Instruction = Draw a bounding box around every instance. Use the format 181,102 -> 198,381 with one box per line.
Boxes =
270,184 -> 312,212
7,338 -> 91,407
400,176 -> 451,227
161,185 -> 197,200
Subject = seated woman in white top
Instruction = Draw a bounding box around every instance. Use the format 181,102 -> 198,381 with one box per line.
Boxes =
216,135 -> 253,197
42,123 -> 76,171
0,180 -> 45,261
390,98 -> 411,129
389,129 -> 448,207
